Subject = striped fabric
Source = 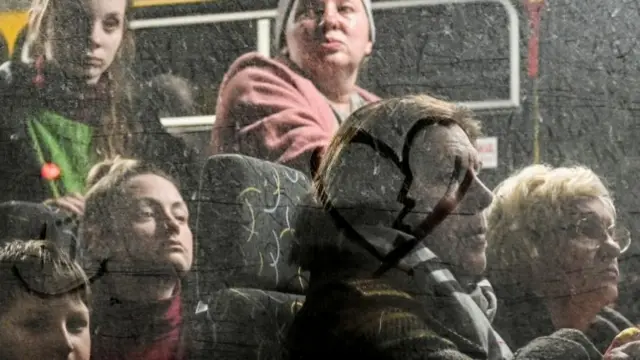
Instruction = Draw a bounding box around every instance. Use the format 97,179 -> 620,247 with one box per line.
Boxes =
357,225 -> 513,360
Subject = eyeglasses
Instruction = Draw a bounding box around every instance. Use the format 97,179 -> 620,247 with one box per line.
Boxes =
565,218 -> 631,254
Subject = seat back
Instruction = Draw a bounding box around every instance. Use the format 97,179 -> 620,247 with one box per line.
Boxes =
206,288 -> 304,360
0,201 -> 78,256
193,154 -> 310,359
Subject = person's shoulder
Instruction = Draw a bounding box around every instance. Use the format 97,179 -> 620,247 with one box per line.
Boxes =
514,329 -> 602,360
229,52 -> 288,72
224,52 -> 304,86
299,278 -> 465,359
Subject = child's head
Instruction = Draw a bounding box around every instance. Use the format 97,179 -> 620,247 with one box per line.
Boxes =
0,239 -> 90,360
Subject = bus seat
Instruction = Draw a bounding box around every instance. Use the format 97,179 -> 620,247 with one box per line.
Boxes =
204,288 -> 304,360
193,154 -> 310,359
0,201 -> 79,257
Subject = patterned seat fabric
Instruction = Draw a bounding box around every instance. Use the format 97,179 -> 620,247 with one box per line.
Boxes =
0,200 -> 79,256
205,288 -> 304,360
194,154 -> 311,359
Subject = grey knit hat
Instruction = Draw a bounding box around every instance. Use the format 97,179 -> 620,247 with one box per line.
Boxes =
273,0 -> 376,51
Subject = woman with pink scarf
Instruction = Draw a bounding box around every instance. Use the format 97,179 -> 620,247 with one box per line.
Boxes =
211,0 -> 379,174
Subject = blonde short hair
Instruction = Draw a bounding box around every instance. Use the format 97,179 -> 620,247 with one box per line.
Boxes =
486,164 -> 614,287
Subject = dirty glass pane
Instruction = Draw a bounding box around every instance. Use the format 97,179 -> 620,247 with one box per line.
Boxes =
2,0 -> 640,359
361,3 -> 510,101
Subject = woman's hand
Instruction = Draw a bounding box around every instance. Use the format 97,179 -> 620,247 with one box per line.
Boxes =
44,193 -> 86,216
605,327 -> 640,359
605,340 -> 640,359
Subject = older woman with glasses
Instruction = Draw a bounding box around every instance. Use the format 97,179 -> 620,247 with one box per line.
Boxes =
486,164 -> 634,356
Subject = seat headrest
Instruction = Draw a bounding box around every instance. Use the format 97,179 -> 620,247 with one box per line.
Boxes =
0,201 -> 79,256
195,155 -> 310,294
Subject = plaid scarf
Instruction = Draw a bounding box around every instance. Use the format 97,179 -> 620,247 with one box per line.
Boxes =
358,225 -> 514,360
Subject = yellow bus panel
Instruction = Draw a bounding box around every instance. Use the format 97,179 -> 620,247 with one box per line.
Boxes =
0,0 -> 217,57
0,11 -> 28,57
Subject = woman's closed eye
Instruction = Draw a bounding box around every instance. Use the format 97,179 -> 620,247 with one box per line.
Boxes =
133,205 -> 155,220
172,209 -> 189,224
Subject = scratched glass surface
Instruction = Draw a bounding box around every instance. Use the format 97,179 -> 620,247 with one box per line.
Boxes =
1,0 -> 640,359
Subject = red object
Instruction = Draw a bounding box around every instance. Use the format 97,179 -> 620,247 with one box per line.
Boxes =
91,290 -> 185,360
41,163 -> 61,181
33,56 -> 45,89
525,0 -> 545,78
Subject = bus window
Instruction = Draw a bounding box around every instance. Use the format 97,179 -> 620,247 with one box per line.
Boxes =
361,3 -> 511,103
134,20 -> 258,114
0,11 -> 29,60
